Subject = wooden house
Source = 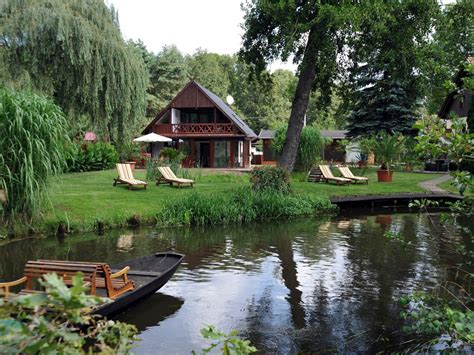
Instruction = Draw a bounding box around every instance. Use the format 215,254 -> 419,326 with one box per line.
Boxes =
143,80 -> 257,168
438,57 -> 473,125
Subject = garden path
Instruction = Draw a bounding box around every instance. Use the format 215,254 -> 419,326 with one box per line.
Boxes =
418,173 -> 452,193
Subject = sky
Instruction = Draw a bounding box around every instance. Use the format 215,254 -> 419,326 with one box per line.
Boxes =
107,0 -> 297,72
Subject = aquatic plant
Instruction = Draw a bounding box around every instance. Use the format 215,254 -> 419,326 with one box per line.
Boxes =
155,187 -> 336,227
400,292 -> 473,352
193,325 -> 257,354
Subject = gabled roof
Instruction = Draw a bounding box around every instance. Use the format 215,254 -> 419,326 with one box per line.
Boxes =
257,129 -> 348,140
259,129 -> 275,139
193,81 -> 257,138
143,80 -> 257,138
320,130 -> 347,139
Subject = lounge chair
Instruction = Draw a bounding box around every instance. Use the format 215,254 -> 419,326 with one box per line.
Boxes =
113,163 -> 147,190
157,167 -> 194,188
318,165 -> 351,185
338,166 -> 369,184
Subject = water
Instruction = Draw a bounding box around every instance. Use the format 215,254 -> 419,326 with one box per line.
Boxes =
0,211 -> 472,353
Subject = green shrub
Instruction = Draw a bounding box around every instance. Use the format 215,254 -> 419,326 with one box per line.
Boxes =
0,87 -> 69,219
66,141 -> 118,172
156,187 -> 336,227
272,125 -> 325,171
250,167 -> 291,194
0,273 -> 138,353
159,147 -> 186,173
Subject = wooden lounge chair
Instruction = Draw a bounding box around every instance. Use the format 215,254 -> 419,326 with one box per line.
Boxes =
318,165 -> 351,185
114,163 -> 147,190
338,166 -> 369,184
157,166 -> 194,188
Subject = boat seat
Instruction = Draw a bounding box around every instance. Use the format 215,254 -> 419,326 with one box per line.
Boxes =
24,261 -> 100,295
37,260 -> 135,299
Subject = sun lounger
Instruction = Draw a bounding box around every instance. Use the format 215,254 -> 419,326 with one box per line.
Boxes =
318,165 -> 351,185
338,166 -> 369,184
113,163 -> 147,190
157,167 -> 194,188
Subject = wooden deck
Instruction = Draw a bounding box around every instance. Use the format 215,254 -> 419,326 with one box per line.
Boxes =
330,193 -> 463,208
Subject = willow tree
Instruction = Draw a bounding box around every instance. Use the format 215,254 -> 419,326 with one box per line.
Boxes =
0,0 -> 148,145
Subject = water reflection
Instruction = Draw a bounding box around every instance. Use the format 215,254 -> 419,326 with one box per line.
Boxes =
116,293 -> 184,331
0,212 -> 471,353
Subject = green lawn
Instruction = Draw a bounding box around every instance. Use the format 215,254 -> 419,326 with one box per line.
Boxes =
42,168 -> 442,232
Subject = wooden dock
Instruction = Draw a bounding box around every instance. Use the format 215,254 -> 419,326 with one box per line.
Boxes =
330,193 -> 463,208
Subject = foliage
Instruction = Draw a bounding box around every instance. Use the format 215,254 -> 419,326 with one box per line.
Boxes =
399,292 -> 473,352
347,1 -> 439,115
424,0 -> 474,113
383,230 -> 412,246
0,273 -> 138,353
193,325 -> 257,355
160,147 -> 185,162
119,142 -> 141,162
239,1 -> 438,170
346,77 -> 418,139
365,132 -> 404,171
65,142 -> 119,173
408,199 -> 440,210
145,45 -> 189,117
159,148 -> 186,172
0,87 -> 68,220
415,115 -> 473,193
155,187 -> 336,227
273,125 -> 325,171
250,167 -> 291,195
0,0 -> 148,145
187,50 -> 236,99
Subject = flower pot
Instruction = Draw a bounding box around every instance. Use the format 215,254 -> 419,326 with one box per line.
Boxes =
357,160 -> 367,168
126,161 -> 136,171
377,169 -> 393,182
404,164 -> 413,172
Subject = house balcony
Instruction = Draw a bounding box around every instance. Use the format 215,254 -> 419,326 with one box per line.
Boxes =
153,123 -> 241,137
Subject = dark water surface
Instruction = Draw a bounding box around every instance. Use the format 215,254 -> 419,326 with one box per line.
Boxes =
0,211 -> 472,353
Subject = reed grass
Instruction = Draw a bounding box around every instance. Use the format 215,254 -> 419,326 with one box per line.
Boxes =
0,87 -> 68,221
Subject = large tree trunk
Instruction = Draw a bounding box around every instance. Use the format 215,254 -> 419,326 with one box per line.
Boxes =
279,28 -> 320,172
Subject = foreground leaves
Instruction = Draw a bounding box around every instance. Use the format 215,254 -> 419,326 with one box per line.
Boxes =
0,273 -> 138,354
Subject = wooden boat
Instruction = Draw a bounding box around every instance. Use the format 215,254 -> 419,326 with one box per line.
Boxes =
94,252 -> 184,317
0,252 -> 184,318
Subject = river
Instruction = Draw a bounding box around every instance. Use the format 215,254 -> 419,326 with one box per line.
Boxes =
0,210 -> 472,353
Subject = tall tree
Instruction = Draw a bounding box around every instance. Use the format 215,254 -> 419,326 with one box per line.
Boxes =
147,45 -> 189,116
0,0 -> 148,145
425,0 -> 474,113
346,74 -> 418,138
240,1 -> 359,171
186,50 -> 235,98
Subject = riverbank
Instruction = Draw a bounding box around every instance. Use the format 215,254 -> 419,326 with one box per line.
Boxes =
1,168 -> 446,237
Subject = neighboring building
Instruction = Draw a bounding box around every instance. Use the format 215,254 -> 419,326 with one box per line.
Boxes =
438,57 -> 473,126
143,80 -> 257,168
258,129 -> 277,166
256,129 -> 360,165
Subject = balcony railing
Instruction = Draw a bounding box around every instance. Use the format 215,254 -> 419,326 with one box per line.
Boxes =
153,123 -> 238,136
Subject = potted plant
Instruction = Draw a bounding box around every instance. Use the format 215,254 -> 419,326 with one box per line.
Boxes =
370,132 -> 404,182
120,143 -> 141,170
